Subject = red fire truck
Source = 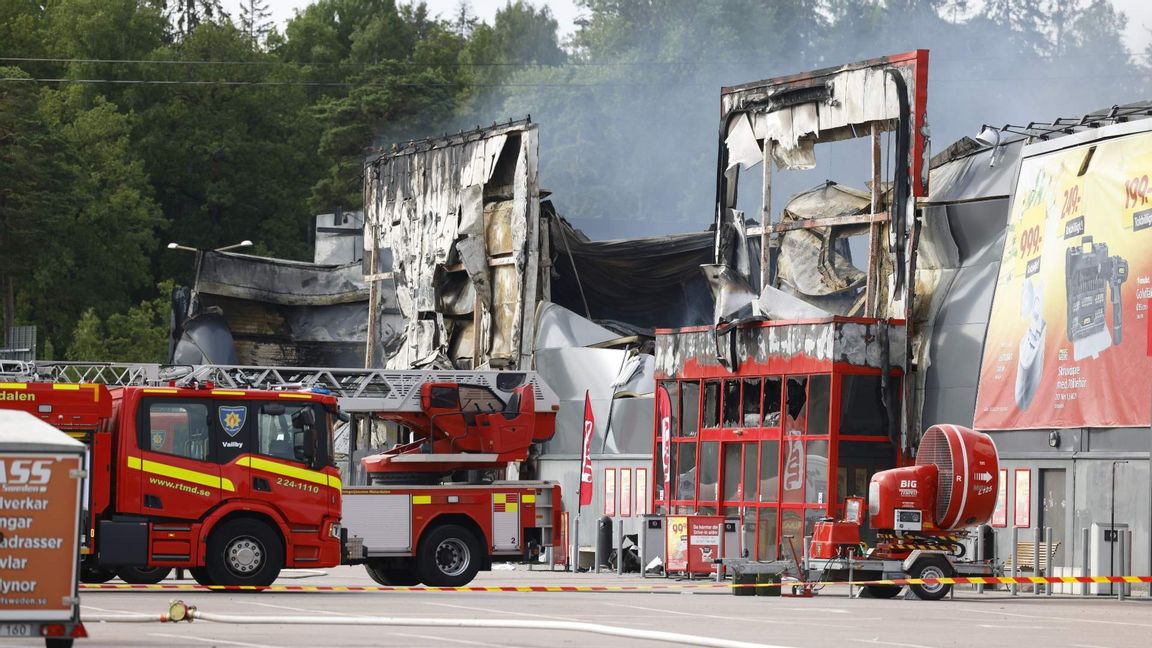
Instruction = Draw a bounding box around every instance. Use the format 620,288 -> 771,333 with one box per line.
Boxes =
0,379 -> 341,587
343,373 -> 562,587
0,363 -> 562,588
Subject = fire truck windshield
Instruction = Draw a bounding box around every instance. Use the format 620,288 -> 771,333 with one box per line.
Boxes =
258,404 -> 322,463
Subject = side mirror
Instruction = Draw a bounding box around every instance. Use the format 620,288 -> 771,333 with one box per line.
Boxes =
292,407 -> 317,430
297,428 -> 322,469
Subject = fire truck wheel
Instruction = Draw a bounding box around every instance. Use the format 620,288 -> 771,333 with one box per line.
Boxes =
189,567 -> 214,587
80,566 -> 117,584
117,566 -> 172,585
205,518 -> 284,587
861,584 -> 902,599
415,524 -> 481,587
908,556 -> 954,601
364,562 -> 422,586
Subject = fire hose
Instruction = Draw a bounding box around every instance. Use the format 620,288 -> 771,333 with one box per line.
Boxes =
83,600 -> 790,648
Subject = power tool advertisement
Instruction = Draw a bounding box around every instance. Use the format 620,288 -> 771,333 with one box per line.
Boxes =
976,129 -> 1152,430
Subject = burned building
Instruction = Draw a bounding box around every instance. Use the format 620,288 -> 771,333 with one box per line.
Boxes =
359,120 -> 713,552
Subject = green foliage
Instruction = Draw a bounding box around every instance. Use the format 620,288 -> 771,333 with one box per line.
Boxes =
0,65 -> 68,338
238,0 -> 274,49
28,89 -> 163,344
66,281 -> 174,363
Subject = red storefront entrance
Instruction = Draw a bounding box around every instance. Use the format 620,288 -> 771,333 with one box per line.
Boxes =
652,317 -> 906,561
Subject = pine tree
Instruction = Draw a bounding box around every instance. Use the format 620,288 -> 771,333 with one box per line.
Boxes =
239,0 -> 274,49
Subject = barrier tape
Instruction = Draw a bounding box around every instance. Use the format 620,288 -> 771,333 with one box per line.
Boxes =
732,575 -> 1152,588
80,574 -> 1152,594
80,582 -> 730,593
825,575 -> 1152,587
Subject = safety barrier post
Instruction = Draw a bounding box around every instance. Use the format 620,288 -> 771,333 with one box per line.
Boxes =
1081,527 -> 1090,596
617,519 -> 624,576
847,547 -> 855,599
594,521 -> 602,574
639,520 -> 647,579
1045,527 -> 1053,596
1033,523 -> 1041,596
976,530 -> 985,595
1118,530 -> 1128,601
572,517 -> 580,573
1010,526 -> 1019,596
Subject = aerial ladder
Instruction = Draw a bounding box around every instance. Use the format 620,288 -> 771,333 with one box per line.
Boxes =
1,360 -> 560,482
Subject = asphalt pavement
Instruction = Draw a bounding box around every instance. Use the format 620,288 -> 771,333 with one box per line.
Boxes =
6,566 -> 1151,648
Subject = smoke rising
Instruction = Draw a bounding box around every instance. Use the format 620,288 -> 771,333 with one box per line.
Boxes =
455,0 -> 1148,241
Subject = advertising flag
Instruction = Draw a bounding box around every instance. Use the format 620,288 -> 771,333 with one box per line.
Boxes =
656,385 -> 672,507
579,391 -> 594,508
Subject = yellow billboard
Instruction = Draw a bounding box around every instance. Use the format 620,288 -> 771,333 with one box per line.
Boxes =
976,129 -> 1152,429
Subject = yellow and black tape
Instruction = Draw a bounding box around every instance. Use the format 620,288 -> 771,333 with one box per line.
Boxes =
80,582 -> 728,593
731,574 -> 1152,589
80,574 -> 1152,594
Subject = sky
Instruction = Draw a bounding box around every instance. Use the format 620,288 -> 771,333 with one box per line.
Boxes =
235,0 -> 1151,54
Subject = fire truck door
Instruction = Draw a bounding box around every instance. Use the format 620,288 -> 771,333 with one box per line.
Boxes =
134,399 -> 223,519
240,402 -> 332,527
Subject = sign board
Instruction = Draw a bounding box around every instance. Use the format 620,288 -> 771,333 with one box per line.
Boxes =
604,468 -> 616,517
666,516 -> 688,571
976,129 -> 1152,429
635,468 -> 647,516
991,468 -> 1008,527
686,517 -> 723,574
619,468 -> 632,517
0,453 -> 83,622
1014,469 -> 1031,528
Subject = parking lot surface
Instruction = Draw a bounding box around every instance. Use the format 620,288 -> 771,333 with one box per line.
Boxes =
7,567 -> 1151,648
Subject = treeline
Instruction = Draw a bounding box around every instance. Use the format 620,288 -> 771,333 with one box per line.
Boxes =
1,0 -> 1145,362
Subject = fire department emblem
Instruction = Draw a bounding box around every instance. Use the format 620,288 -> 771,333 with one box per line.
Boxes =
219,406 -> 247,437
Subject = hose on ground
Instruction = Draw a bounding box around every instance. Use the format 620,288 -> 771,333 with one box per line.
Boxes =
87,601 -> 791,648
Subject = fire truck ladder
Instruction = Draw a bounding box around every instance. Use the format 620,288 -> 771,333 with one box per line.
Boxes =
0,361 -> 560,415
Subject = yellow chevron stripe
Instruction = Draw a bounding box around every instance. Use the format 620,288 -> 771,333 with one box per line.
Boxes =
234,456 -> 340,490
211,390 -> 247,396
0,382 -> 26,389
277,393 -> 313,400
52,383 -> 80,391
127,456 -> 235,492
143,388 -> 178,394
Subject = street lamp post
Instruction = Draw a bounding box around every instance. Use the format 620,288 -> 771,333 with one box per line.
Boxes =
1110,460 -> 1128,581
214,240 -> 253,253
166,240 -> 253,253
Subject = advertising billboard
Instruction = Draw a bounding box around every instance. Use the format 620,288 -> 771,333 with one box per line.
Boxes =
975,129 -> 1152,429
0,453 -> 83,622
